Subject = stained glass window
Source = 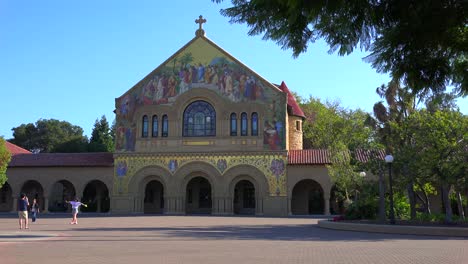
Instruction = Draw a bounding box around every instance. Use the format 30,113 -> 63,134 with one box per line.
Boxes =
162,115 -> 168,137
183,100 -> 216,137
241,112 -> 247,136
251,112 -> 258,136
152,115 -> 158,137
142,115 -> 148,137
230,113 -> 237,136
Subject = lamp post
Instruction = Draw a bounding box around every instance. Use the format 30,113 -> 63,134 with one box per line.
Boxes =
354,171 -> 366,202
385,154 -> 395,224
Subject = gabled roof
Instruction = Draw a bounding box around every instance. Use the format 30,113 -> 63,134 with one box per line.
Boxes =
9,153 -> 114,167
5,142 -> 31,155
117,34 -> 283,101
277,82 -> 305,118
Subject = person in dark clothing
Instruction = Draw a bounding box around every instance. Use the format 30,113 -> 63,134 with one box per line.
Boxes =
18,193 -> 29,229
30,198 -> 40,222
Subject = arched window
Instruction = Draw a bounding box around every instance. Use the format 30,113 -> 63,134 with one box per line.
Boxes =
152,115 -> 158,137
162,115 -> 168,137
183,100 -> 216,137
241,112 -> 248,136
251,112 -> 258,136
142,115 -> 148,137
230,113 -> 237,136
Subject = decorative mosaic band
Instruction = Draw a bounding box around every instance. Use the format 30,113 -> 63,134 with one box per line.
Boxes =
114,153 -> 287,196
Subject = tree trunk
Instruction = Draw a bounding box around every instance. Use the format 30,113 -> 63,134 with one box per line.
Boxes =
441,183 -> 453,223
407,183 -> 416,220
416,183 -> 431,214
456,191 -> 465,220
465,189 -> 468,219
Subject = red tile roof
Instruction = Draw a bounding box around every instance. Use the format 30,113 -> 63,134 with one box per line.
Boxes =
9,153 -> 114,167
353,149 -> 386,163
288,149 -> 330,165
278,81 -> 306,118
288,149 -> 385,165
5,141 -> 31,155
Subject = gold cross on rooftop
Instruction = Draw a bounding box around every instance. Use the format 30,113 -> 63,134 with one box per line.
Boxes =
195,15 -> 207,36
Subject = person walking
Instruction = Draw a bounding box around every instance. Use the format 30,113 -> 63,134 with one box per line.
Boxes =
30,198 -> 40,222
18,193 -> 29,229
65,198 -> 87,225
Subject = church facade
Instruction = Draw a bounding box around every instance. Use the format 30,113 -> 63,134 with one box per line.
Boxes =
1,20 -> 335,216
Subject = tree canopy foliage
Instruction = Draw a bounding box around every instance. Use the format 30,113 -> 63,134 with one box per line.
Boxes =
299,96 -> 381,203
9,119 -> 89,153
88,116 -> 115,152
213,0 -> 467,96
0,137 -> 11,188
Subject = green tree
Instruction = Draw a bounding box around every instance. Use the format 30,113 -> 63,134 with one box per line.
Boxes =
301,97 -> 375,150
300,97 -> 379,208
9,119 -> 88,153
213,0 -> 467,96
88,116 -> 115,152
407,110 -> 468,223
0,137 -> 12,188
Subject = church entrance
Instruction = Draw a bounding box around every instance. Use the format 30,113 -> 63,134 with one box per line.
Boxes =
49,180 -> 76,212
233,180 -> 255,215
81,180 -> 110,213
186,177 -> 212,214
144,180 -> 164,214
20,180 -> 45,211
0,182 -> 13,212
291,179 -> 324,215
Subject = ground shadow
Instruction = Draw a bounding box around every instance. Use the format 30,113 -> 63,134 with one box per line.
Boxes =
64,224 -> 461,242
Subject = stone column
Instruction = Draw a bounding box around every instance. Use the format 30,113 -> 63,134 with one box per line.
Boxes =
287,198 -> 292,216
256,198 -> 264,215
324,193 -> 331,215
12,198 -> 18,213
43,197 -> 49,213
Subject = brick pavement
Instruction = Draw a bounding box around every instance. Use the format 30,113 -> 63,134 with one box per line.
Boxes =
0,215 -> 467,264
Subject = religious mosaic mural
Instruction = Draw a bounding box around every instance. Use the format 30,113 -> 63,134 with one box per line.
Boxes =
115,37 -> 286,152
113,154 -> 287,196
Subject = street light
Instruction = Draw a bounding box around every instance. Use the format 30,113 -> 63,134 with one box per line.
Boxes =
385,154 -> 395,224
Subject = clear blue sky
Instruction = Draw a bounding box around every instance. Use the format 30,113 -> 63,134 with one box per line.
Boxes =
1,1 -> 466,140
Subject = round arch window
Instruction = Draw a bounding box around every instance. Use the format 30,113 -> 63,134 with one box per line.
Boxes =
183,100 -> 216,137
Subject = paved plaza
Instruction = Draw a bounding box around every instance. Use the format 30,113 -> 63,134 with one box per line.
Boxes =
0,215 -> 467,264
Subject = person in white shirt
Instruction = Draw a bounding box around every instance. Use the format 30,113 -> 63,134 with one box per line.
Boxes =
65,198 -> 87,225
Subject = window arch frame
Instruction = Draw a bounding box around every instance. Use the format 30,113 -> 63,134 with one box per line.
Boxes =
230,113 -> 237,136
142,115 -> 149,138
240,112 -> 248,136
251,112 -> 258,136
182,100 -> 216,137
162,114 -> 168,137
152,115 -> 158,137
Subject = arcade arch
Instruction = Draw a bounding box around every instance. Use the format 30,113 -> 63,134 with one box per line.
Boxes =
144,180 -> 164,214
82,180 -> 110,213
185,176 -> 212,214
291,179 -> 324,215
0,182 -> 13,212
20,180 -> 45,211
49,180 -> 76,212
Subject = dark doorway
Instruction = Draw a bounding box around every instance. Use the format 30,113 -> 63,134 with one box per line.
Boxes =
186,177 -> 212,214
233,180 -> 255,215
49,180 -> 76,212
20,180 -> 45,211
144,180 -> 164,214
81,180 -> 110,213
291,179 -> 324,215
0,182 -> 13,212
